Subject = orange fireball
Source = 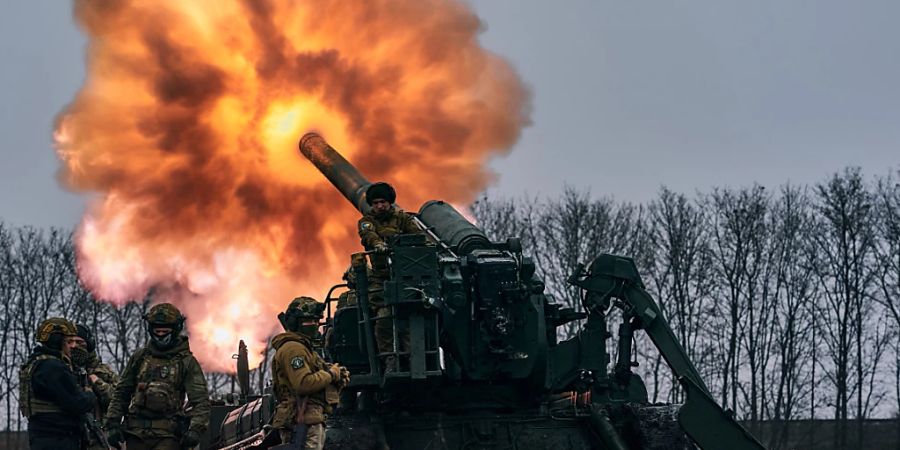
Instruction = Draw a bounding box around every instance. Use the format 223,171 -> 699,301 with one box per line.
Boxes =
55,0 -> 530,372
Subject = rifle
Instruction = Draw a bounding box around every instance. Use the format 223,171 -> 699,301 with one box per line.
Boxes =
269,396 -> 309,450
84,413 -> 111,449
75,366 -> 111,449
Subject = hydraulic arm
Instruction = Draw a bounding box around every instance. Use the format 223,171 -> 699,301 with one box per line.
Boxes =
569,254 -> 765,450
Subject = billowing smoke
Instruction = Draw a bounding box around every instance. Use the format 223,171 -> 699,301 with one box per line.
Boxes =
55,0 -> 530,371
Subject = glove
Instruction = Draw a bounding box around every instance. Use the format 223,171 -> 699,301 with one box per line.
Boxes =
339,366 -> 351,388
328,364 -> 343,384
105,423 -> 125,449
180,429 -> 201,448
373,242 -> 389,253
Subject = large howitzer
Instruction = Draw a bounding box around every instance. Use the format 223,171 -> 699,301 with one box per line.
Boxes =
299,133 -> 763,449
210,134 -> 765,450
300,133 -> 545,387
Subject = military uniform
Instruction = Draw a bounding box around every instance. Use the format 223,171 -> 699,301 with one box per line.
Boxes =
336,289 -> 357,308
358,199 -> 423,367
105,303 -> 210,450
336,267 -> 358,309
82,352 -> 118,413
358,206 -> 422,281
72,324 -> 119,450
19,318 -> 96,450
272,297 -> 347,449
324,269 -> 356,352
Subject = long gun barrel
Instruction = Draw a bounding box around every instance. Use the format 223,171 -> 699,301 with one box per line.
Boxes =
299,132 -> 373,214
298,133 -> 491,254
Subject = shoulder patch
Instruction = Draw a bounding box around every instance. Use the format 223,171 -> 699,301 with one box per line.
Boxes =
360,221 -> 373,231
290,356 -> 305,370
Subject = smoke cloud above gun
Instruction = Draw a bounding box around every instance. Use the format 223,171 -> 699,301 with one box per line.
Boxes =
53,0 -> 530,371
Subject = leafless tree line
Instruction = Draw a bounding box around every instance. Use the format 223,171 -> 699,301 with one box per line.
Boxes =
0,226 -> 261,436
1,167 -> 898,449
473,167 -> 900,449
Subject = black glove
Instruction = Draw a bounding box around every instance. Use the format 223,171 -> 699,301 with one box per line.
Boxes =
106,423 -> 125,449
180,429 -> 201,448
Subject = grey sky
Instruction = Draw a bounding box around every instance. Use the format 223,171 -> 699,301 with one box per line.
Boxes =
2,1 -> 900,228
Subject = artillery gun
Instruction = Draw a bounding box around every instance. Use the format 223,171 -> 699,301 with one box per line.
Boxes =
208,134 -> 766,450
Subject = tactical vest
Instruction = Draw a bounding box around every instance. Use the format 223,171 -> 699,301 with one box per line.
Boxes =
18,354 -> 64,417
128,349 -> 187,420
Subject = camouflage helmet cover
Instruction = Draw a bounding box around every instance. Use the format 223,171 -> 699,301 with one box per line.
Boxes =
36,317 -> 77,344
287,296 -> 326,319
145,303 -> 185,326
342,266 -> 356,284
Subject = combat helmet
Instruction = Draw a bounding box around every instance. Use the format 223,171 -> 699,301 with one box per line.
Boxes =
278,296 -> 325,335
36,317 -> 77,350
365,182 -> 396,205
144,303 -> 185,350
342,265 -> 357,287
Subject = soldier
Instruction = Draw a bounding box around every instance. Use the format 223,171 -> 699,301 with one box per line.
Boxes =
324,267 -> 357,353
105,303 -> 210,450
19,317 -> 96,450
272,296 -> 348,449
336,266 -> 358,309
357,182 -> 423,371
71,324 -> 119,450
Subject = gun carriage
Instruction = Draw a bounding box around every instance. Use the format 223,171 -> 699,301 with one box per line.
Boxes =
207,134 -> 765,450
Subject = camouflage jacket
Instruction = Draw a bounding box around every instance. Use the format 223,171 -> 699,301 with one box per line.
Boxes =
83,352 -> 118,415
73,352 -> 119,450
105,337 -> 210,438
358,207 -> 422,277
271,332 -> 337,427
358,207 -> 421,250
336,289 -> 357,309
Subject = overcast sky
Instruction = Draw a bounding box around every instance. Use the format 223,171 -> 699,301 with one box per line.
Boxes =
2,1 -> 899,229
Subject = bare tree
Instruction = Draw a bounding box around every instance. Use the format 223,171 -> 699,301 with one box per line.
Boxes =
640,188 -> 713,403
766,185 -> 819,448
473,189 -> 646,339
874,171 -> 900,417
707,185 -> 779,426
811,168 -> 880,448
0,222 -> 20,436
471,193 -> 535,248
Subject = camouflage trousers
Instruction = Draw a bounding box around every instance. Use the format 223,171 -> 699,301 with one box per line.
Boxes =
368,284 -> 409,371
374,306 -> 409,362
279,423 -> 325,450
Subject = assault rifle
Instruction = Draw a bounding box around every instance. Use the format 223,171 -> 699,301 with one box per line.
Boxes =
74,366 -> 111,449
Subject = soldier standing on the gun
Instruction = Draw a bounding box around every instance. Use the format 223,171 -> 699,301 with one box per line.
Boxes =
357,182 -> 423,372
104,303 -> 210,450
324,267 -> 357,353
272,296 -> 348,449
18,317 -> 97,450
71,324 -> 119,450
336,267 -> 358,309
